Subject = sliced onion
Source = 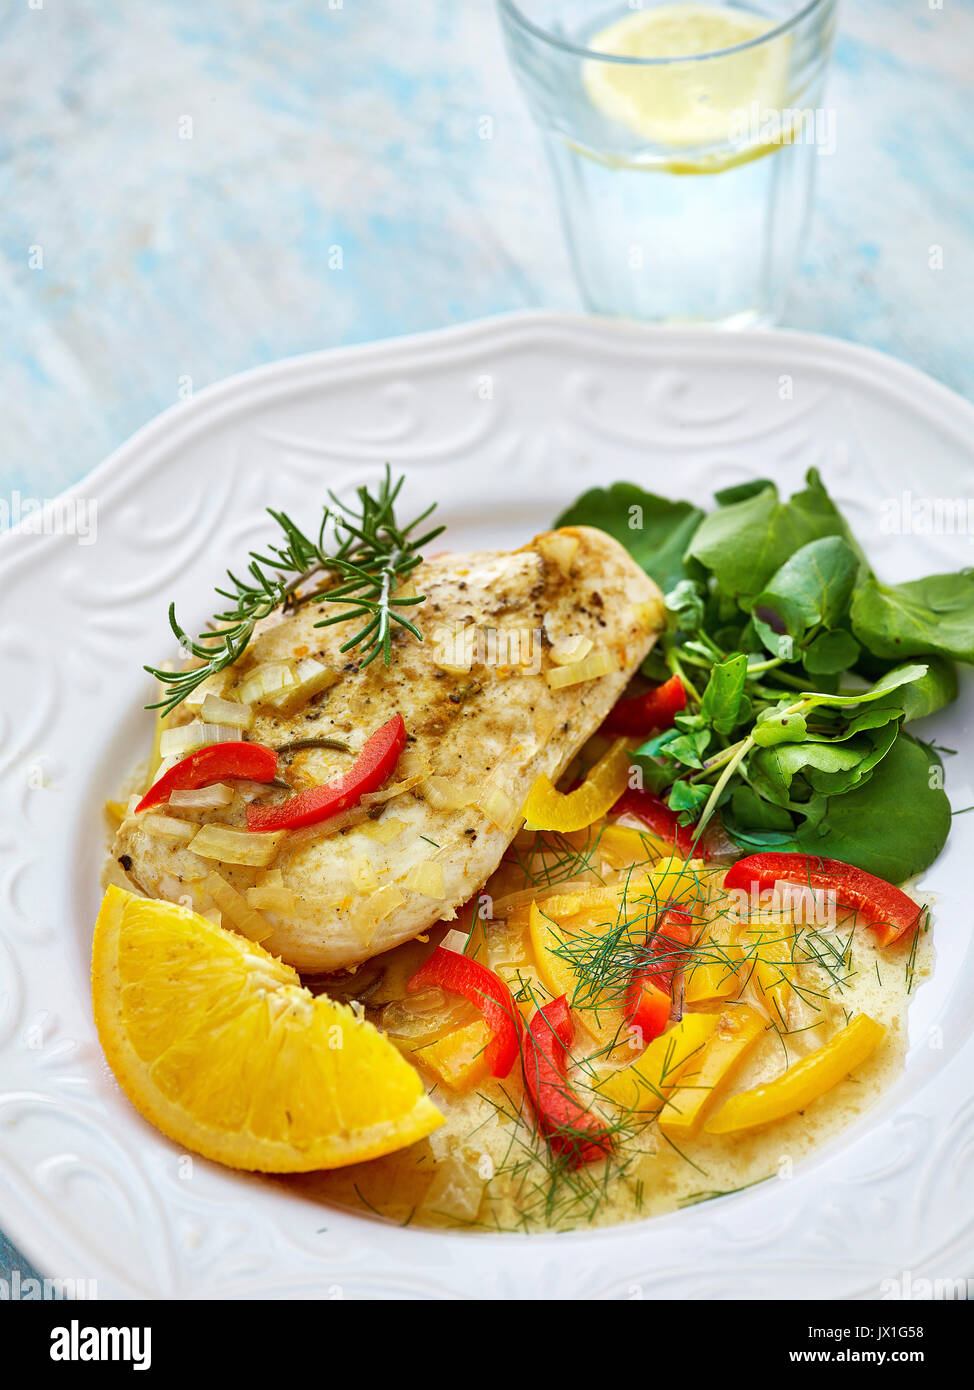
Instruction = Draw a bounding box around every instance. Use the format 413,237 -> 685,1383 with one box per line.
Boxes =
360,815 -> 408,845
360,773 -> 425,806
538,532 -> 579,576
477,784 -> 517,832
349,885 -> 404,945
347,855 -> 379,892
549,633 -> 594,666
200,871 -> 274,942
182,669 -> 232,710
158,722 -> 242,760
141,813 -> 196,843
237,661 -> 297,707
265,657 -> 338,713
188,823 -> 285,867
200,694 -> 253,730
420,775 -> 477,812
403,860 -> 446,899
168,783 -> 235,809
438,928 -> 469,954
246,884 -> 299,915
546,649 -> 616,689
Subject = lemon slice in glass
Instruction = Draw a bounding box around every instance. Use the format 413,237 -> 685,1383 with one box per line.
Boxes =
583,3 -> 790,149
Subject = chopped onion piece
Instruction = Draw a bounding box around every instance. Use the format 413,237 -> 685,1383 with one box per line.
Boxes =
158,722 -> 241,759
182,669 -> 232,710
491,877 -> 596,917
265,657 -> 338,713
349,885 -> 404,946
168,783 -> 235,809
419,1156 -> 484,1223
420,775 -> 477,812
237,661 -> 297,707
538,532 -> 578,576
246,884 -> 299,915
201,871 -> 274,942
188,824 -> 285,867
434,626 -> 475,675
477,784 -> 517,832
360,816 -> 408,845
546,649 -> 616,689
348,855 -> 379,892
439,928 -> 469,954
403,861 -> 446,899
360,773 -> 425,806
141,813 -> 196,843
549,633 -> 594,666
200,694 -> 253,730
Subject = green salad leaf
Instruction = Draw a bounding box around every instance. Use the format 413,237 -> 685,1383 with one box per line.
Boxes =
556,467 -> 965,879
851,570 -> 974,664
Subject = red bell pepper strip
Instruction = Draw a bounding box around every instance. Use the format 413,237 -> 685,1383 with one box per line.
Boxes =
602,675 -> 686,736
612,786 -> 701,858
136,742 -> 278,813
723,853 -> 925,949
625,907 -> 693,1043
246,713 -> 406,833
407,947 -> 521,1078
522,996 -> 613,1167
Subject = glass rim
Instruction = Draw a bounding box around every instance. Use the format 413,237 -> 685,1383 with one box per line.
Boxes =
497,0 -> 832,65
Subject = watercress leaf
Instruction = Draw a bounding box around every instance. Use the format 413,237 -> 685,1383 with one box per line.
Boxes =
699,652 -> 749,734
751,536 -> 861,656
555,483 -> 705,591
792,733 -> 951,879
686,469 -> 867,606
668,779 -> 710,822
801,662 -> 928,710
752,705 -> 809,746
803,628 -> 861,675
664,578 -> 707,634
728,785 -> 796,832
872,655 -> 958,724
713,478 -> 776,506
850,570 -> 974,665
662,727 -> 712,769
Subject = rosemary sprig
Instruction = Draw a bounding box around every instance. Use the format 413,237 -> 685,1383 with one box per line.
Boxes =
144,466 -> 444,714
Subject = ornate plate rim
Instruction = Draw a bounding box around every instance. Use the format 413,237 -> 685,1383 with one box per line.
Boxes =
2,311 -> 973,1300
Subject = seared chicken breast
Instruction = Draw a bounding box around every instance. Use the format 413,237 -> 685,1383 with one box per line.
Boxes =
115,526 -> 663,972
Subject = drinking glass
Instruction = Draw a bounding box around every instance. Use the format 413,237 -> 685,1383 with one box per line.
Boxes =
498,0 -> 838,326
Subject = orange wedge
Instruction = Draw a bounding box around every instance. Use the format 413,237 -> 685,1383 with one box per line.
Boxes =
91,886 -> 442,1171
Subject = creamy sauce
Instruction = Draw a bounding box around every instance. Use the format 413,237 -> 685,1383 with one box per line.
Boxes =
275,871 -> 933,1233
105,763 -> 933,1235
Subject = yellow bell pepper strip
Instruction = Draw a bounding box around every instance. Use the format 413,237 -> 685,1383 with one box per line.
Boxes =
594,1013 -> 719,1113
705,1013 -> 886,1135
420,1020 -> 492,1092
658,1006 -> 766,1139
598,822 -> 670,869
528,898 -> 627,1048
739,922 -> 797,1030
684,920 -> 743,1006
522,738 -> 631,833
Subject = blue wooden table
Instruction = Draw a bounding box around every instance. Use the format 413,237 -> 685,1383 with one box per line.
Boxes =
1,0 -> 971,1289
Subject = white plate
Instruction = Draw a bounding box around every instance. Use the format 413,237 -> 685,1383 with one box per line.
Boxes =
1,312 -> 972,1300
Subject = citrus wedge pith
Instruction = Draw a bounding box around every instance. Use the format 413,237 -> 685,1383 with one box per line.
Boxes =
91,886 -> 442,1171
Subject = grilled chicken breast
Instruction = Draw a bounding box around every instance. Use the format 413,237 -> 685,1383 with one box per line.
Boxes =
115,526 -> 664,972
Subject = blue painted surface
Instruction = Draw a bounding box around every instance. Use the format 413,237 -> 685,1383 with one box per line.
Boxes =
0,0 -> 972,1288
